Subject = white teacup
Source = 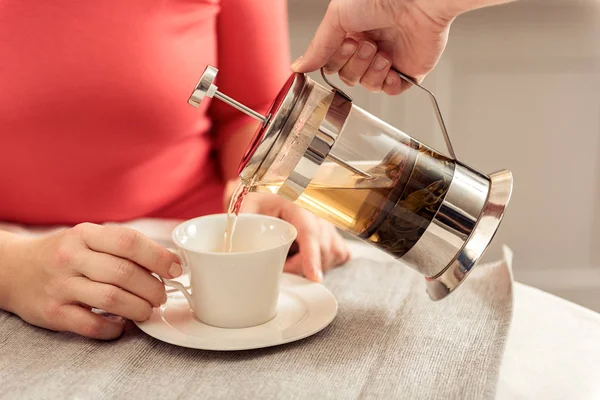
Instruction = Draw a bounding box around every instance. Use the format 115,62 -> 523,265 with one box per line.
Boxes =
162,214 -> 297,329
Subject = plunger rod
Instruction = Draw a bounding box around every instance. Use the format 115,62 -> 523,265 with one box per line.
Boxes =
326,152 -> 372,179
214,91 -> 268,124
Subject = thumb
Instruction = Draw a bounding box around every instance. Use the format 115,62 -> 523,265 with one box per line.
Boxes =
291,3 -> 347,72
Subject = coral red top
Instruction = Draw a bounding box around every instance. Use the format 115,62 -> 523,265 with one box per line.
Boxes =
0,0 -> 290,225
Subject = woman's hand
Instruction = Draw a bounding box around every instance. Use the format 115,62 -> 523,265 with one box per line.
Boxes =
292,0 -> 514,94
239,192 -> 351,282
1,224 -> 181,340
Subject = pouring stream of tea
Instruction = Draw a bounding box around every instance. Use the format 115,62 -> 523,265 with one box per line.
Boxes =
223,182 -> 249,252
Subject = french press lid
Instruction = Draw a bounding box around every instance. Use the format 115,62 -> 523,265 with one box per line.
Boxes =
188,65 -> 513,301
189,66 -> 308,183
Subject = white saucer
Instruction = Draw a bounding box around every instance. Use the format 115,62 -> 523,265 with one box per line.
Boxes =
135,273 -> 338,351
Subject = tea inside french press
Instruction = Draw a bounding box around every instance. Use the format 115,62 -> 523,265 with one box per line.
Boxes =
188,65 -> 513,301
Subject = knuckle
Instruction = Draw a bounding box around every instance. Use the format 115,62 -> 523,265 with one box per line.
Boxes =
117,229 -> 139,253
70,222 -> 93,238
100,286 -> 120,308
339,246 -> 351,263
152,248 -> 167,272
343,252 -> 351,263
150,282 -> 166,305
53,245 -> 80,268
53,245 -> 72,266
332,247 -> 346,263
326,0 -> 343,27
44,302 -> 66,328
75,222 -> 94,230
114,258 -> 134,281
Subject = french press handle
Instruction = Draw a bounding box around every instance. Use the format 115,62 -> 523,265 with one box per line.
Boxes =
320,68 -> 457,160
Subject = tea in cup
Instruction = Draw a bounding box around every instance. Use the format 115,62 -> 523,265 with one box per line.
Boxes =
162,214 -> 297,329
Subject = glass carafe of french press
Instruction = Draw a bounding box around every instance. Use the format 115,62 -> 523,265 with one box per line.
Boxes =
188,65 -> 513,301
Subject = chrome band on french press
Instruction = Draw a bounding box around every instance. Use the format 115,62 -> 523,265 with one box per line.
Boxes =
279,90 -> 353,202
388,70 -> 512,295
399,163 -> 490,277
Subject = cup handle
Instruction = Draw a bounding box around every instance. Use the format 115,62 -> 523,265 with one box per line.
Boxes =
161,248 -> 195,312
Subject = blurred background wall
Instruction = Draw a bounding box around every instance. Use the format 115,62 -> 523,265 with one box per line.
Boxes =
287,0 -> 600,311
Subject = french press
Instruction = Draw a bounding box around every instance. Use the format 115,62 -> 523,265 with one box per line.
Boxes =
188,65 -> 513,301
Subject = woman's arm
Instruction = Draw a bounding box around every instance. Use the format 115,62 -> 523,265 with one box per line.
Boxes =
0,231 -> 19,312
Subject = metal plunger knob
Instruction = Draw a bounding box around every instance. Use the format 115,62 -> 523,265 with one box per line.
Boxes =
188,66 -> 268,124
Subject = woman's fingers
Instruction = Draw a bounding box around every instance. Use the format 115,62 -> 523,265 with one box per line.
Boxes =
297,231 -> 323,282
339,40 -> 377,86
383,71 -> 404,95
68,277 -> 153,322
317,225 -> 335,272
279,207 -> 323,282
51,304 -> 125,340
76,252 -> 167,308
76,223 -> 182,279
360,53 -> 392,92
304,37 -> 406,95
323,38 -> 357,75
329,226 -> 352,267
284,253 -> 303,276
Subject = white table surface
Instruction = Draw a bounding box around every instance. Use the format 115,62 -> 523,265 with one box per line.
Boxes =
497,284 -> 600,399
2,219 -> 599,399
